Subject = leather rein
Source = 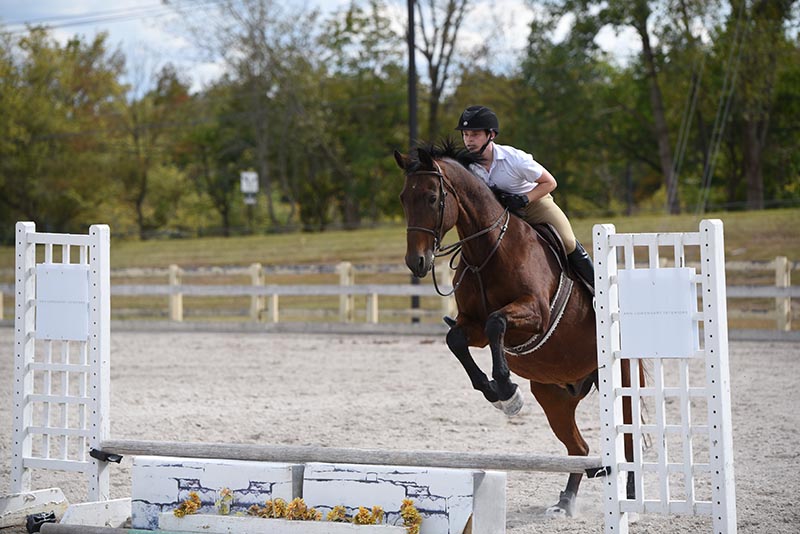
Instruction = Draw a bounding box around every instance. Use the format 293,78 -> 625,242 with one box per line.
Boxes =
405,162 -> 510,301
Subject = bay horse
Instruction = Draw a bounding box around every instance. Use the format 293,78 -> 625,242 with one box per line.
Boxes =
394,141 -> 637,517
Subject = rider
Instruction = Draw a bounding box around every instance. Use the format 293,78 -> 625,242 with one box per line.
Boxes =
455,105 -> 595,289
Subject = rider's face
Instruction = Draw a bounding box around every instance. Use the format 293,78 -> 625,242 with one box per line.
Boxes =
462,130 -> 492,153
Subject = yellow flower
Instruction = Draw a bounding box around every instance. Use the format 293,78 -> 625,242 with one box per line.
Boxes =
400,499 -> 422,534
173,491 -> 202,517
352,506 -> 374,525
327,505 -> 349,522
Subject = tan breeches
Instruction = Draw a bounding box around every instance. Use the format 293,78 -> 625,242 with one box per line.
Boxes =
517,194 -> 577,253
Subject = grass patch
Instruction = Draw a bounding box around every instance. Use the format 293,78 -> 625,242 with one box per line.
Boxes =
1,208 -> 797,270
1,209 -> 796,329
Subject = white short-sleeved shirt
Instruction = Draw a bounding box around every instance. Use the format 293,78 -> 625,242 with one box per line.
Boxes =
468,143 -> 545,195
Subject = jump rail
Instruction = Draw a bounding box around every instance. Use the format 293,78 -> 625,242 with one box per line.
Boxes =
97,439 -> 603,474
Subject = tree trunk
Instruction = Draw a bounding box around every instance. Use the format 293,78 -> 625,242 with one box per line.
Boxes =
724,135 -> 743,206
341,192 -> 361,230
254,109 -> 278,226
743,119 -> 764,209
636,15 -> 679,214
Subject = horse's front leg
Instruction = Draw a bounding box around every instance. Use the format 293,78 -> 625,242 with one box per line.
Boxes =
485,299 -> 546,416
445,323 -> 501,403
484,312 -> 523,415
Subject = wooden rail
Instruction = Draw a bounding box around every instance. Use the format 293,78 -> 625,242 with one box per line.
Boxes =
98,439 -> 603,474
0,258 -> 794,329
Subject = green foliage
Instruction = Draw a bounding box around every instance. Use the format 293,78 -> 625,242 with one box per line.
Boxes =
0,0 -> 798,244
0,28 -> 125,240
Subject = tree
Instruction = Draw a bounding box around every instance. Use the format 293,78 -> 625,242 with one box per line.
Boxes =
171,0 -> 322,227
0,28 -> 125,238
174,79 -> 250,237
597,0 -> 683,213
414,0 -> 472,139
734,0 -> 797,209
515,10 -> 627,215
316,0 -> 408,228
114,63 -> 192,238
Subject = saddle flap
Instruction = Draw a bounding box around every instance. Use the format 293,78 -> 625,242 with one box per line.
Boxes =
533,223 -> 568,273
533,223 -> 594,295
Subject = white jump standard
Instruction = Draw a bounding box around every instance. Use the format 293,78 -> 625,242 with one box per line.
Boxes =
593,220 -> 736,533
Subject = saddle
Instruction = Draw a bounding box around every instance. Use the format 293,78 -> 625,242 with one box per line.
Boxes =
532,223 -> 594,296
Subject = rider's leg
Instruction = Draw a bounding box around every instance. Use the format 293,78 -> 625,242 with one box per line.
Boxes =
567,241 -> 595,288
518,194 -> 595,288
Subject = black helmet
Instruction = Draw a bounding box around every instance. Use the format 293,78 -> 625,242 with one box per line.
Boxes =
455,105 -> 499,133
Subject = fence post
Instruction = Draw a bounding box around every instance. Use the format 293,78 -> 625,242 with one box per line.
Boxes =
0,291 -> 3,320
266,294 -> 279,323
367,293 -> 379,323
775,256 -> 791,331
249,263 -> 264,322
337,262 -> 354,323
168,264 -> 183,322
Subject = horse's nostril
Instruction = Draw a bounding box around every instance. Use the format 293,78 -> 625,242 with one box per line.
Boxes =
417,257 -> 426,272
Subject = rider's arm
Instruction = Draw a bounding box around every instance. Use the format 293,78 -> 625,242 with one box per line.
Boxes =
526,169 -> 557,203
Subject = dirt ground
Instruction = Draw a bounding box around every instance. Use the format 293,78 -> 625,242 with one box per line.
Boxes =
1,327 -> 798,533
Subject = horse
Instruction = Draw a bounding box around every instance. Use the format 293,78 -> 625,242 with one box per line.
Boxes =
394,141 -> 638,518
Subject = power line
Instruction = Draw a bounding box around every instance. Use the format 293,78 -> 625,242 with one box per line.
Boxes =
4,3 -> 166,25
695,0 -> 750,215
3,1 -> 223,35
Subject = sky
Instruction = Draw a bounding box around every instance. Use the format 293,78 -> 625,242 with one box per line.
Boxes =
0,0 -> 640,94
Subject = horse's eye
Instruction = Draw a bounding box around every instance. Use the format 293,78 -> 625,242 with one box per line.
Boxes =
427,194 -> 437,206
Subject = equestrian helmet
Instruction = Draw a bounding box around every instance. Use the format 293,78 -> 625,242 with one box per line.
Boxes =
455,105 -> 499,134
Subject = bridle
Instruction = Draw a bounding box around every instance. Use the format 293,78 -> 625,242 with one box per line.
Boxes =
404,162 -> 453,253
405,161 -> 510,298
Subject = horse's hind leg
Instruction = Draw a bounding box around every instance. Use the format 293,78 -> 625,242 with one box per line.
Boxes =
446,324 -> 500,403
621,358 -> 647,500
529,381 -> 589,518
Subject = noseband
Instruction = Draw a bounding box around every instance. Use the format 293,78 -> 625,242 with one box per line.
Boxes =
405,161 -> 510,298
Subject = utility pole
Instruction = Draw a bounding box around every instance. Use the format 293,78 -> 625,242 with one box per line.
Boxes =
407,0 -> 417,151
407,0 -> 421,323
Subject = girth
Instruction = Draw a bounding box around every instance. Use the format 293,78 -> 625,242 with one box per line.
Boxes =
504,272 -> 574,356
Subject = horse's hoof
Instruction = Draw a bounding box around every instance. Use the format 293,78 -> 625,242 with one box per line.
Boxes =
492,386 -> 524,416
544,505 -> 568,519
545,490 -> 576,518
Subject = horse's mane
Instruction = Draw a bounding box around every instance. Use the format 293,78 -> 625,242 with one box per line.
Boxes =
409,138 -> 484,172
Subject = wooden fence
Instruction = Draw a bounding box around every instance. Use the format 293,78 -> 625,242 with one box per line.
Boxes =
112,262 -> 457,324
0,258 -> 796,331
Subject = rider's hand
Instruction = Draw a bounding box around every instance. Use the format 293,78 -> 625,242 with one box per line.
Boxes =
499,192 -> 529,211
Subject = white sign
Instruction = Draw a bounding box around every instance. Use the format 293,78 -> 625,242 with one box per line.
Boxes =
617,267 -> 699,358
35,263 -> 90,341
240,171 -> 259,194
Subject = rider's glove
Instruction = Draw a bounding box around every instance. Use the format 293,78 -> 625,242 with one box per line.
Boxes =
498,192 -> 529,211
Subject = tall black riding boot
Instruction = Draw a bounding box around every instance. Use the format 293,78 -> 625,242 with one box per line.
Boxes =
567,241 -> 595,291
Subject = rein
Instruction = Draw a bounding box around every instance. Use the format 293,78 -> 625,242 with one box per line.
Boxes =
404,162 -> 511,303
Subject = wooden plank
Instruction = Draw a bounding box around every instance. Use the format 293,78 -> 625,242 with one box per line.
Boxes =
99,439 -> 603,474
110,284 -> 450,297
726,285 -> 799,298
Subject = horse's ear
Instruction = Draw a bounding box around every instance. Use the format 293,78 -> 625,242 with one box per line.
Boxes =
394,150 -> 410,170
417,147 -> 434,169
